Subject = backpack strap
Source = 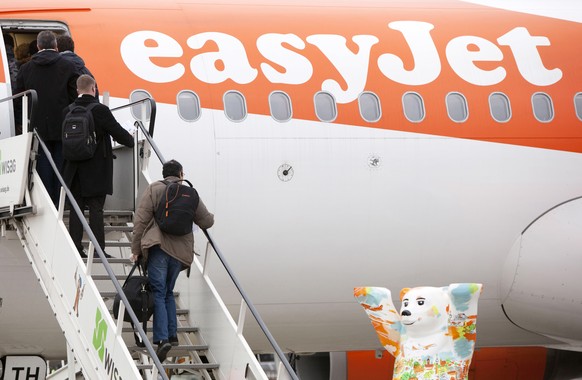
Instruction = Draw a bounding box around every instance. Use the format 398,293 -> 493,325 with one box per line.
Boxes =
86,103 -> 99,111
160,179 -> 192,187
68,102 -> 98,111
81,102 -> 106,157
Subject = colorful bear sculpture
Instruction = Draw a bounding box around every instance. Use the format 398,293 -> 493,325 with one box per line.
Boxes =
355,283 -> 482,380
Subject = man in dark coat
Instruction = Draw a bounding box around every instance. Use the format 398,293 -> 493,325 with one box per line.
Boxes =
63,74 -> 135,258
15,30 -> 78,205
56,35 -> 99,98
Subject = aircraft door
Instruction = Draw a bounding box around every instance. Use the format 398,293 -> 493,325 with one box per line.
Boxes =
0,31 -> 16,139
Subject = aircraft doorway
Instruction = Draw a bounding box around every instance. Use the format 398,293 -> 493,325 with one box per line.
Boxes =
1,21 -> 69,139
0,28 -> 15,139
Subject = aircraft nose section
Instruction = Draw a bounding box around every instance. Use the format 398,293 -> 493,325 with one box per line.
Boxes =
501,197 -> 582,345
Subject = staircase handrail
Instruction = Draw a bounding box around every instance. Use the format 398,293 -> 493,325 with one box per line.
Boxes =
135,119 -> 166,163
0,89 -> 38,133
110,97 -> 157,137
134,121 -> 299,380
32,130 -> 169,379
203,229 -> 300,380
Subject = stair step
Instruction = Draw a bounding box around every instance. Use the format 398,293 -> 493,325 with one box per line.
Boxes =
104,225 -> 133,232
64,210 -> 134,220
102,291 -> 179,298
84,258 -> 131,264
109,308 -> 188,316
103,210 -> 134,217
121,326 -> 196,333
93,274 -> 129,281
170,344 -> 210,352
131,344 -> 210,353
83,241 -> 131,247
136,363 -> 219,370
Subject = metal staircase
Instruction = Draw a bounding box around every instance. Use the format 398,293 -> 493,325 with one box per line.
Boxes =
0,91 -> 298,380
80,210 -> 222,379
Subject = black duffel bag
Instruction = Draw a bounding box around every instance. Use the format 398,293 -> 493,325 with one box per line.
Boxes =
113,261 -> 154,324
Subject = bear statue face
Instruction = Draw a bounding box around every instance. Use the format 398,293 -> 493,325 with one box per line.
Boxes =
400,287 -> 449,337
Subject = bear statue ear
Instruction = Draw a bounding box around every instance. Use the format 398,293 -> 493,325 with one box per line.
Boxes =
400,288 -> 410,301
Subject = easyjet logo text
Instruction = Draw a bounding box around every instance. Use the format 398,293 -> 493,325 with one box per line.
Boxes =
121,21 -> 562,104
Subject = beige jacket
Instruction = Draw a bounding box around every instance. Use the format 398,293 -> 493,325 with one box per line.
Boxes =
131,177 -> 214,268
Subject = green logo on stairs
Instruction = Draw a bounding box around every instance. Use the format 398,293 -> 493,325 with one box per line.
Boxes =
92,308 -> 108,361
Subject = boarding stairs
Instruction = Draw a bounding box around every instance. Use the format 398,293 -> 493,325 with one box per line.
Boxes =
0,92 -> 298,380
74,209 -> 222,379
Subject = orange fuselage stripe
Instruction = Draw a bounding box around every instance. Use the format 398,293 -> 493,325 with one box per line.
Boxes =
2,1 -> 581,152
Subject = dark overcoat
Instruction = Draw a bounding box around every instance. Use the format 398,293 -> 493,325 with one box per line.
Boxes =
62,94 -> 134,197
15,49 -> 77,140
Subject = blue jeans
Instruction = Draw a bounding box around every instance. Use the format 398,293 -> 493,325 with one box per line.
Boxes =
147,245 -> 182,343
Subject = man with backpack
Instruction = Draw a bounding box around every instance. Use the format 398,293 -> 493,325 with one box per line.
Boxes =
62,74 -> 134,258
131,160 -> 214,362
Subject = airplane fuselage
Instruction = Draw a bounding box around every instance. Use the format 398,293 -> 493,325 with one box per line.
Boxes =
1,0 -> 582,361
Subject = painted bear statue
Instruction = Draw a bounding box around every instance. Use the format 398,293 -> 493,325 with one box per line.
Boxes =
354,283 -> 482,380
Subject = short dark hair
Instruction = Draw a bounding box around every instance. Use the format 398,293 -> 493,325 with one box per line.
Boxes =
77,74 -> 95,93
162,160 -> 183,178
37,30 -> 57,50
56,35 -> 74,52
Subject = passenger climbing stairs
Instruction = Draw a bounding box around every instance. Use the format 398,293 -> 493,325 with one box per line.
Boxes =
77,209 -> 221,379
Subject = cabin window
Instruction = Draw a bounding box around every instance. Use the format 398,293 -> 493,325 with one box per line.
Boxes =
402,92 -> 425,123
130,90 -> 153,121
269,91 -> 292,122
532,93 -> 554,122
177,91 -> 201,122
223,91 -> 247,122
358,92 -> 381,123
446,92 -> 468,123
489,92 -> 511,123
314,91 -> 337,122
575,93 -> 582,121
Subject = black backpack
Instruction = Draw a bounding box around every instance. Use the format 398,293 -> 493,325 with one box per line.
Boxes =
154,179 -> 199,235
62,103 -> 98,161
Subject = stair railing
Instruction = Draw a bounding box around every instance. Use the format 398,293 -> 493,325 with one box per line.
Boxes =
32,130 -> 170,379
14,89 -> 168,378
203,229 -> 300,380
0,88 -> 38,134
110,97 -> 157,138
